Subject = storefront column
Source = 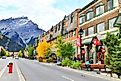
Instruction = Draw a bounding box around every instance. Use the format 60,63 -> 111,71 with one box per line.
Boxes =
92,44 -> 96,64
84,45 -> 88,62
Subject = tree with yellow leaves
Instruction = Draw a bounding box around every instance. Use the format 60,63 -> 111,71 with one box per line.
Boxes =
36,39 -> 51,62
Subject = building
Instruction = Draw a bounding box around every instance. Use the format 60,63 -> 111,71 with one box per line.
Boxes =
39,0 -> 121,64
79,0 -> 120,64
40,9 -> 81,53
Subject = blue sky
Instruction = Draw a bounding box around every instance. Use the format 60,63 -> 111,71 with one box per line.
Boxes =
0,0 -> 93,31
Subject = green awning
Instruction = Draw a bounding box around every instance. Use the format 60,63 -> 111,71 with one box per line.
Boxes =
114,13 -> 121,27
82,37 -> 92,44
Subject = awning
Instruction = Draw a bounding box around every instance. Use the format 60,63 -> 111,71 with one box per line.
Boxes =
82,37 -> 92,44
114,13 -> 121,27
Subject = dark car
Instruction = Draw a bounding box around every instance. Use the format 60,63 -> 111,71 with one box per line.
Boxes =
2,56 -> 6,59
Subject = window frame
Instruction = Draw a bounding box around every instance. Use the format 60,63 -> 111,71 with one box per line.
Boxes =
86,10 -> 94,20
96,3 -> 104,16
88,26 -> 94,35
79,15 -> 85,24
96,22 -> 105,33
108,17 -> 117,30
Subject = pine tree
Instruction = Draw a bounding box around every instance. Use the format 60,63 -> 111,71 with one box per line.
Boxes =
111,42 -> 121,78
103,32 -> 121,78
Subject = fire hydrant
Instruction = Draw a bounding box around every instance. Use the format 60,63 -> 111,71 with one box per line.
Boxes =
7,63 -> 13,73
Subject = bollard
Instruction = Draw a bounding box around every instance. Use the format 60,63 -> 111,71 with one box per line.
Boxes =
7,63 -> 13,73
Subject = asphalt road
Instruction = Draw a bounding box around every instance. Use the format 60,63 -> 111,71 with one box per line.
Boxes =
16,58 -> 110,81
0,58 -> 10,71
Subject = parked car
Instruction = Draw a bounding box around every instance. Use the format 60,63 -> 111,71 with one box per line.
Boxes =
15,56 -> 19,59
2,56 -> 6,59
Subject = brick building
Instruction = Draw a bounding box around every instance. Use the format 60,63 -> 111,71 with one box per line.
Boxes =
39,0 -> 121,64
79,0 -> 120,64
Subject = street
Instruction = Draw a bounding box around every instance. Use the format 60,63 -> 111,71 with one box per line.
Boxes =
0,58 -> 111,81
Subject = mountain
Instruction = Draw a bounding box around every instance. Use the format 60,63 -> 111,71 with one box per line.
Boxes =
0,34 -> 24,52
0,17 -> 45,51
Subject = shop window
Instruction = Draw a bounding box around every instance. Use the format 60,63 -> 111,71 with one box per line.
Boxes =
82,30 -> 86,37
73,30 -> 76,37
109,17 -> 116,29
96,3 -> 104,16
79,15 -> 85,24
88,26 -> 94,35
97,22 -> 105,33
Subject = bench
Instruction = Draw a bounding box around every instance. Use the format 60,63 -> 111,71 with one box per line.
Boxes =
80,63 -> 86,70
81,63 -> 106,71
90,64 -> 106,71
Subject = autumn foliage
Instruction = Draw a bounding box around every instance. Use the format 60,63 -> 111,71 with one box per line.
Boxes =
36,39 -> 51,61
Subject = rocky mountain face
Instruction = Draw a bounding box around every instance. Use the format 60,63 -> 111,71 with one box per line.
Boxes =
0,17 -> 45,51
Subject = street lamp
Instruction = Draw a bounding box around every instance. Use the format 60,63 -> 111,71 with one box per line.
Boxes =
78,28 -> 84,61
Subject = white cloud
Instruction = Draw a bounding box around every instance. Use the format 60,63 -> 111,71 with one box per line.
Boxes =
0,0 -> 67,31
0,0 -> 93,31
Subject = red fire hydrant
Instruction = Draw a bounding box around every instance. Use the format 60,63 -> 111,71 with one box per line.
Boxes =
7,63 -> 13,73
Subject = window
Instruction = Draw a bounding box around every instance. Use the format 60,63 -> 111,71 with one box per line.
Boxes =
87,9 -> 94,20
79,15 -> 85,24
96,3 -> 104,16
97,22 -> 105,33
58,24 -> 60,31
82,30 -> 86,37
73,30 -> 76,37
113,0 -> 118,7
70,14 -> 74,23
55,27 -> 57,33
88,27 -> 94,35
109,17 -> 116,29
108,0 -> 113,10
108,0 -> 119,10
87,11 -> 93,20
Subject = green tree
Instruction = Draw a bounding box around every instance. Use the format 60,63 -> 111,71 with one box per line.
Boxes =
27,45 -> 35,59
111,43 -> 121,78
1,48 -> 6,56
61,42 -> 75,59
18,50 -> 23,57
56,35 -> 75,59
56,35 -> 65,58
103,32 -> 121,78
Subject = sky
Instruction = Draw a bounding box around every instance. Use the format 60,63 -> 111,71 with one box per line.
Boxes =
0,0 -> 93,31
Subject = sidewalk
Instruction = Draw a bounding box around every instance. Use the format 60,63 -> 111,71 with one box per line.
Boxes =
40,62 -> 121,81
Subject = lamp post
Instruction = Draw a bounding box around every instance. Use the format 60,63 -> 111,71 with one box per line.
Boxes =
78,28 -> 84,61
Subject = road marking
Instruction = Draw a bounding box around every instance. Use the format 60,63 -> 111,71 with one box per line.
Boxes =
0,61 -> 10,78
16,62 -> 26,81
62,76 -> 74,81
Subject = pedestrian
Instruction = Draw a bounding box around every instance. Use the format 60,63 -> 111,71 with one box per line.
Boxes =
89,57 -> 93,64
85,60 -> 90,71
